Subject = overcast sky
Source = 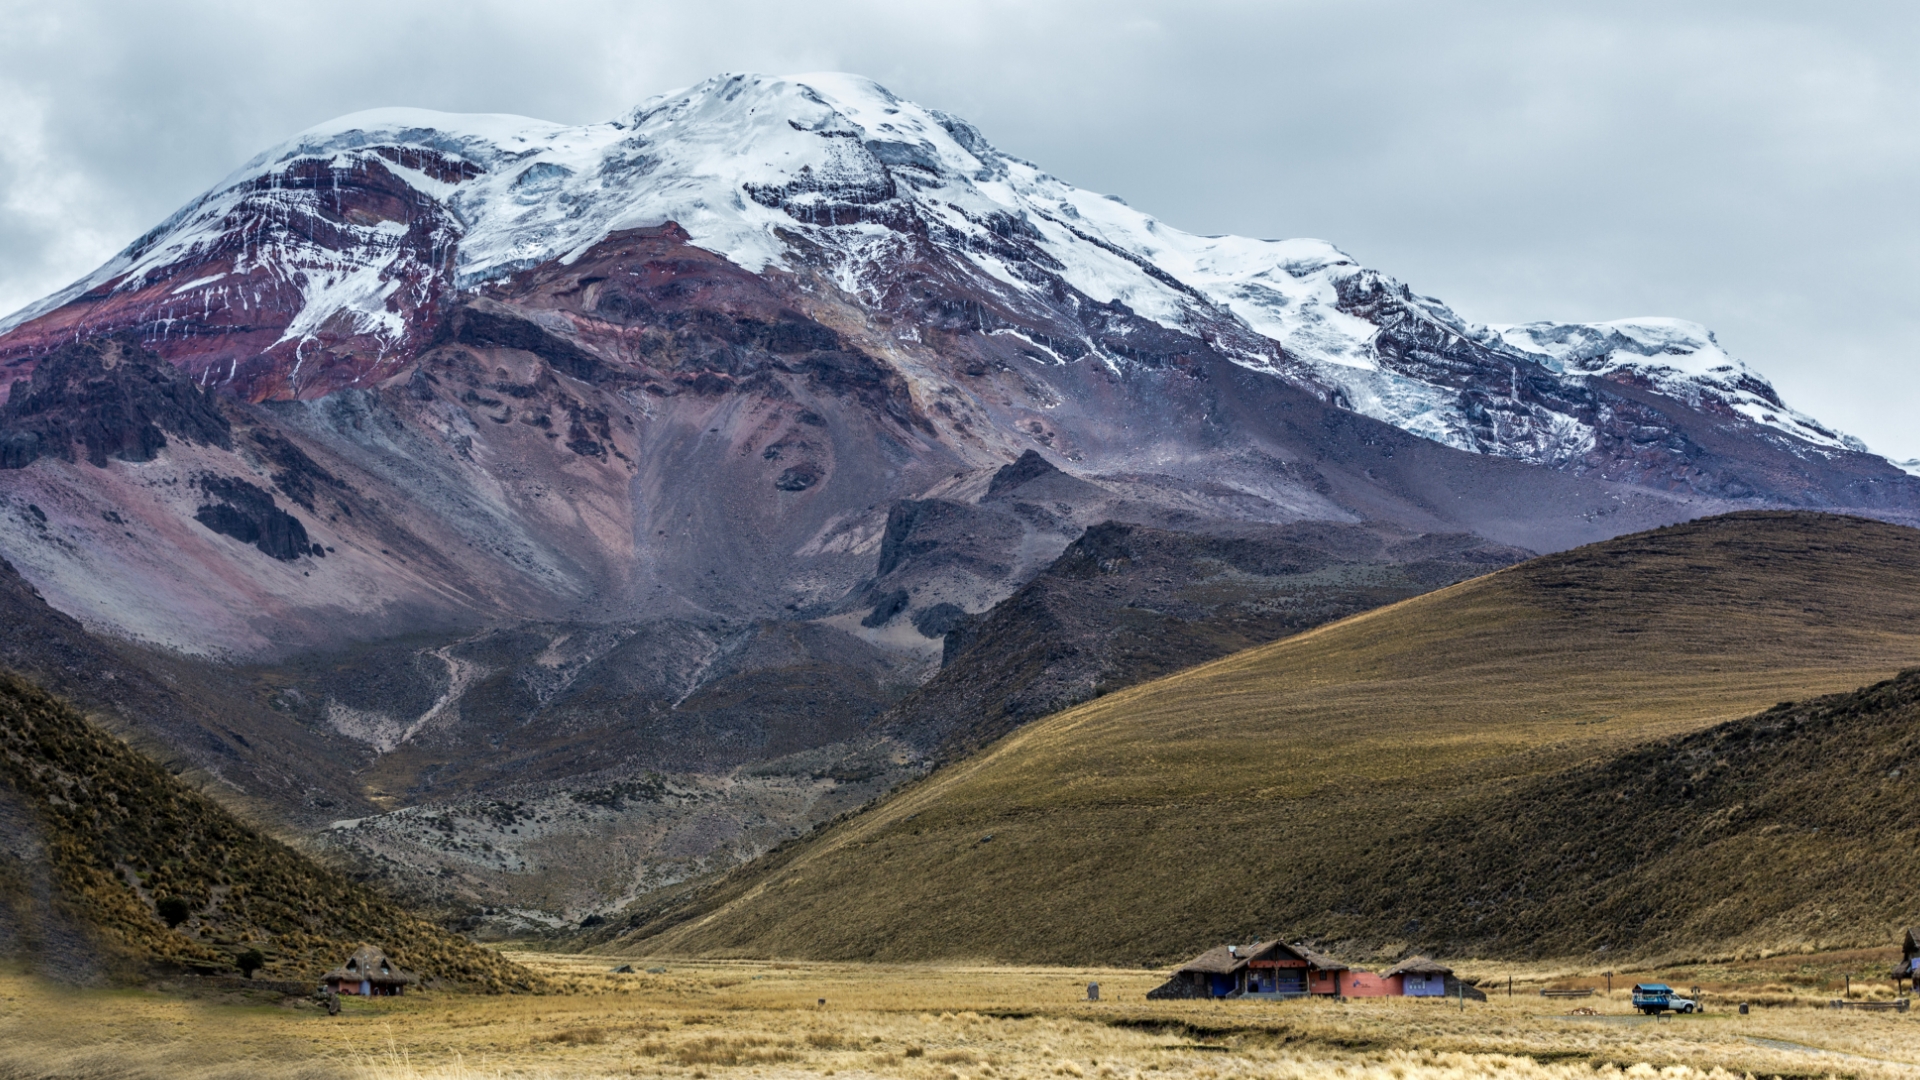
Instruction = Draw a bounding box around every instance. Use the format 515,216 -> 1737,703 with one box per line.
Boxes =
3,0 -> 1915,459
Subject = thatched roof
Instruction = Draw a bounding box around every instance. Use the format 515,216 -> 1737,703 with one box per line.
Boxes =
323,944 -> 416,985
1385,957 -> 1453,977
1238,940 -> 1302,964
1175,939 -> 1350,975
1290,943 -> 1349,972
1174,944 -> 1248,975
1904,927 -> 1920,958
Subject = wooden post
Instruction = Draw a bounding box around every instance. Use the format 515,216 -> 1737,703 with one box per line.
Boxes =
1508,976 -> 1512,998
1605,972 -> 1613,995
1846,975 -> 1851,998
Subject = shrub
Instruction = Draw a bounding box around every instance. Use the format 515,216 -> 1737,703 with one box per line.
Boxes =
236,948 -> 265,978
155,896 -> 192,928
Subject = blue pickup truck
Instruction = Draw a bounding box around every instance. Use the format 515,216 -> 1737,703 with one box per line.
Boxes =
1631,983 -> 1698,1015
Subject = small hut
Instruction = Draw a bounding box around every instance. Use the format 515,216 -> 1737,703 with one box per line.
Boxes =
323,945 -> 416,997
1148,944 -> 1247,999
1894,927 -> 1920,993
1384,957 -> 1453,998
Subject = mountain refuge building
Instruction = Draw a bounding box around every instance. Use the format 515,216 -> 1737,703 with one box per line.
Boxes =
322,945 -> 416,997
1149,941 -> 1455,999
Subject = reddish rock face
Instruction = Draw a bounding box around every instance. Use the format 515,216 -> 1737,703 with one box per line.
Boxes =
0,149 -> 471,403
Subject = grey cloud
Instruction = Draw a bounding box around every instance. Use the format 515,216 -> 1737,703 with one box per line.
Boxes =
1,0 -> 1914,457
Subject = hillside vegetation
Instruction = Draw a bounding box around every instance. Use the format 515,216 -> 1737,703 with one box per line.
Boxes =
597,511 -> 1920,965
0,672 -> 538,989
1357,667 -> 1920,958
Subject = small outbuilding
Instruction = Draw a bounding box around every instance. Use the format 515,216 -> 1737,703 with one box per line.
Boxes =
322,945 -> 415,997
1893,927 -> 1920,993
1149,944 -> 1248,999
1385,957 -> 1454,998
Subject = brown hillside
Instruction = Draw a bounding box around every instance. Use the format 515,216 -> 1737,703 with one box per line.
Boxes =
598,511 -> 1920,965
0,672 -> 539,989
1356,668 -> 1920,958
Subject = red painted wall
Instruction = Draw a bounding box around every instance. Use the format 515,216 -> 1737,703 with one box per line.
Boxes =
1342,971 -> 1402,997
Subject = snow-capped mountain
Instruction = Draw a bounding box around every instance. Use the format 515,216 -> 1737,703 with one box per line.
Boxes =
0,72 -> 1889,478
3,66 -> 1916,659
3,72 -> 1916,927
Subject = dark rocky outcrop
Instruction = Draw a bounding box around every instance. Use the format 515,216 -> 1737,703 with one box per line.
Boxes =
191,475 -> 315,561
0,336 -> 230,469
860,588 -> 910,628
441,298 -> 615,386
247,428 -> 347,510
984,449 -> 1063,499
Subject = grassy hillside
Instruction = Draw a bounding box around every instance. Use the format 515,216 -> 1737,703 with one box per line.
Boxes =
0,671 -> 539,989
597,511 -> 1920,965
1354,667 -> 1920,959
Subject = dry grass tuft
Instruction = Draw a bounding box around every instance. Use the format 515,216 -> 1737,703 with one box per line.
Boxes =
669,1033 -> 800,1066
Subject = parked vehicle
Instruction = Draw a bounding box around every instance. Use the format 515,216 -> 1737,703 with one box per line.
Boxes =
1631,983 -> 1697,1014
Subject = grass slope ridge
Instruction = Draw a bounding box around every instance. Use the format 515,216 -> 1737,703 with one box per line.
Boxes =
887,521 -> 1526,759
0,672 -> 538,989
598,511 -> 1920,965
1366,668 -> 1920,959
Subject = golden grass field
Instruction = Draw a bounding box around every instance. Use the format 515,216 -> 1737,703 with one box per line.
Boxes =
612,512 -> 1920,964
2,951 -> 1917,1080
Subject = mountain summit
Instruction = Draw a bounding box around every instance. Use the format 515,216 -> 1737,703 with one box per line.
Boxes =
0,74 -> 1915,927
0,73 -> 1890,473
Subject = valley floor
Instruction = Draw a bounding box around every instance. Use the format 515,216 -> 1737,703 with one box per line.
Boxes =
2,952 -> 1917,1079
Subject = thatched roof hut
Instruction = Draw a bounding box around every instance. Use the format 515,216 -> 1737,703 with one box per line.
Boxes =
1383,956 -> 1452,997
1174,944 -> 1249,976
1895,927 -> 1920,978
1385,957 -> 1453,977
322,945 -> 416,997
